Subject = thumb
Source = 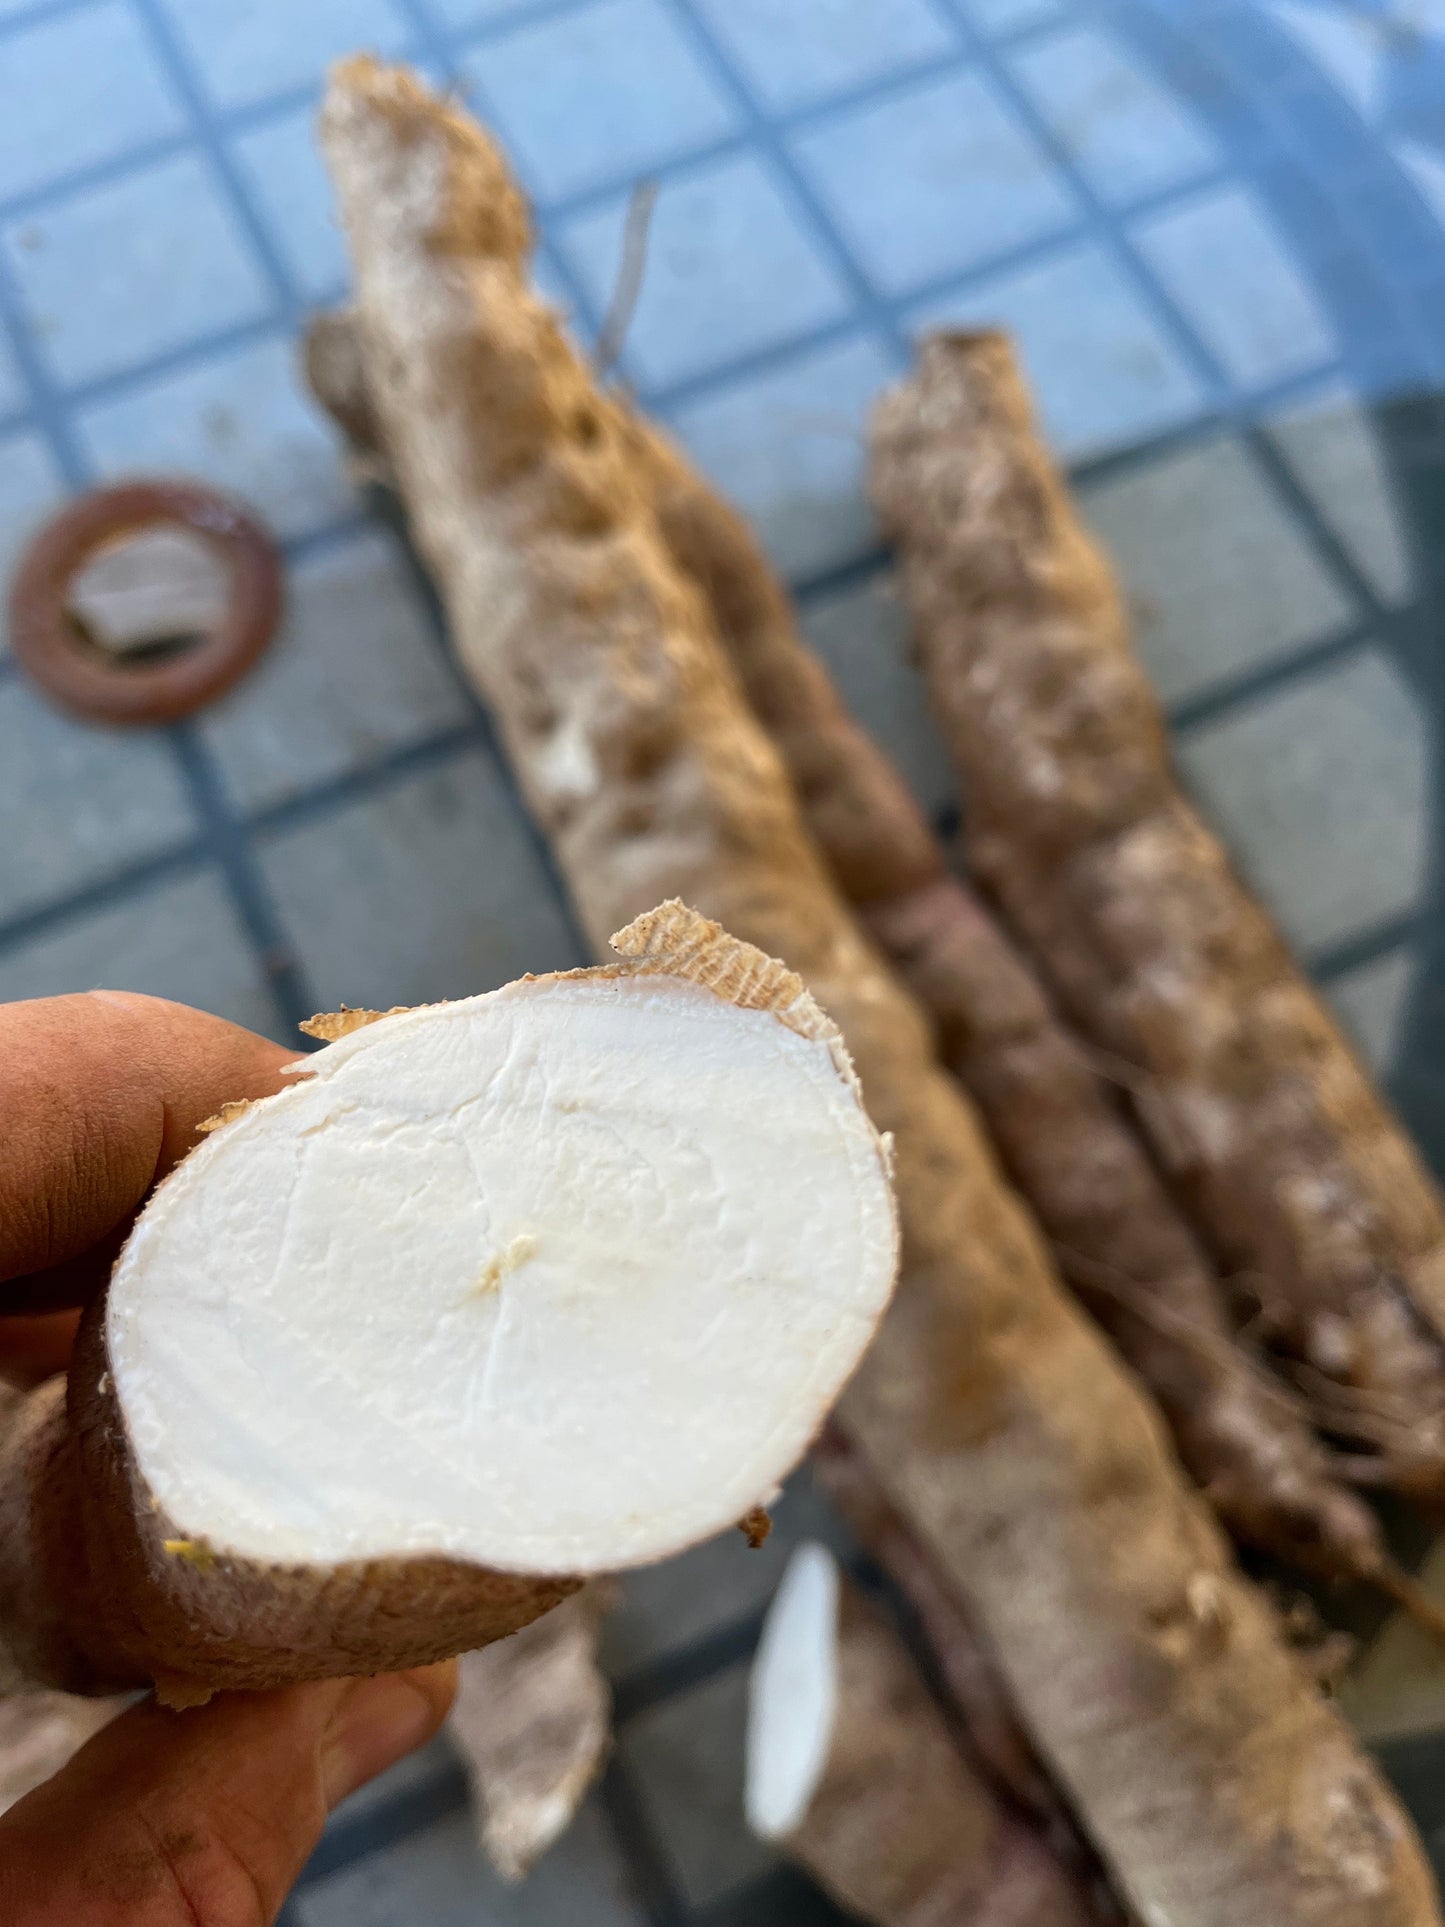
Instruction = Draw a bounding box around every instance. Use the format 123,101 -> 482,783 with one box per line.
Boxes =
0,1661 -> 457,1926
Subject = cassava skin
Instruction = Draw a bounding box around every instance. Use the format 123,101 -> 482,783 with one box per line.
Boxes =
622,404 -> 1390,1589
450,1587 -> 611,1880
812,1428 -> 1089,1862
321,57 -> 1439,1925
0,908 -> 895,1706
869,332 -> 1445,1494
748,1546 -> 1098,1927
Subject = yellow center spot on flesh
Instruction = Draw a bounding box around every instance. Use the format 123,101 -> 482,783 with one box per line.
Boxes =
470,1232 -> 539,1299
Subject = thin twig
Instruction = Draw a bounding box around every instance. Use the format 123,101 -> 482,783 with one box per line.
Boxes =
595,179 -> 658,380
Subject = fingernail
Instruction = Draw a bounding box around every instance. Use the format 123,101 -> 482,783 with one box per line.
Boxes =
321,1674 -> 437,1811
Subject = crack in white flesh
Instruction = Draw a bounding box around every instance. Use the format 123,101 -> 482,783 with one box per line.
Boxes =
107,974 -> 895,1572
746,1540 -> 839,1839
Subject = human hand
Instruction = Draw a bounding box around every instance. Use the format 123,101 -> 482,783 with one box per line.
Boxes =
0,991 -> 457,1925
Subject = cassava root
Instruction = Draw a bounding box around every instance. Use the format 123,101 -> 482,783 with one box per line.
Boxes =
450,1587 -> 611,1880
620,400 -> 1399,1597
320,57 -> 1439,1925
0,909 -> 894,1704
747,1543 -> 1101,1927
870,332 -> 1445,1496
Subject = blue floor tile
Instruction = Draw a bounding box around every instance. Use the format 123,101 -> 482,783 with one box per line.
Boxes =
788,64 -> 1079,297
1131,181 -> 1337,386
664,327 -> 899,578
909,236 -> 1208,457
0,328 -> 25,416
1266,1 -> 1382,123
229,104 -> 349,305
0,423 -> 65,589
1383,33 -> 1445,152
430,0 -> 585,26
466,0 -> 738,204
156,0 -> 415,112
688,0 -> 954,113
958,0 -> 1064,35
554,151 -> 852,389
1007,21 -> 1220,203
3,150 -> 273,387
0,0 -> 186,206
74,331 -> 355,538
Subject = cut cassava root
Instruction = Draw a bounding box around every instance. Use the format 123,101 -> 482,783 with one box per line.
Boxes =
0,906 -> 896,1703
622,404 -> 1394,1595
321,58 -> 1439,1925
870,332 -> 1445,1495
747,1544 -> 1099,1927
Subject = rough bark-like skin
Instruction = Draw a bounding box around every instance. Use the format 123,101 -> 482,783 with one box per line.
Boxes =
813,1429 -> 1076,1844
0,1338 -> 575,1705
869,333 -> 1445,1493
626,410 -> 1386,1587
451,1587 -> 611,1880
321,59 -> 1439,1926
775,1572 -> 1097,1927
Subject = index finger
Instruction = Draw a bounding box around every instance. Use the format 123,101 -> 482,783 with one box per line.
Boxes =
0,992 -> 296,1296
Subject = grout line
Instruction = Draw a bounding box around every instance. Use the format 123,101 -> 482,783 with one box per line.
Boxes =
0,0 -> 316,1050
38,313 -> 289,422
0,131 -> 195,228
450,0 -> 595,45
927,0 -> 1389,634
1172,5 -> 1441,377
296,1759 -> 470,1889
168,723 -> 316,1035
1242,415 -> 1394,621
281,506 -> 377,567
790,544 -> 892,607
0,238 -> 90,487
394,0 -> 633,344
247,722 -> 485,840
0,23 -> 1224,242
0,837 -> 210,958
1064,363 -> 1337,487
0,716 -> 482,968
598,1753 -> 691,1927
1310,912 -> 1423,987
611,1611 -> 766,1727
0,0 -> 97,42
656,0 -> 917,373
636,175 -> 1237,420
0,71 -> 329,238
356,479 -> 596,958
125,0 -> 305,314
1166,619 -> 1379,735
0,79 -> 1220,437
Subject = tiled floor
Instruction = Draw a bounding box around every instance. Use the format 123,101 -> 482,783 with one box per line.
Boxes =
5,0 -> 1445,1918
